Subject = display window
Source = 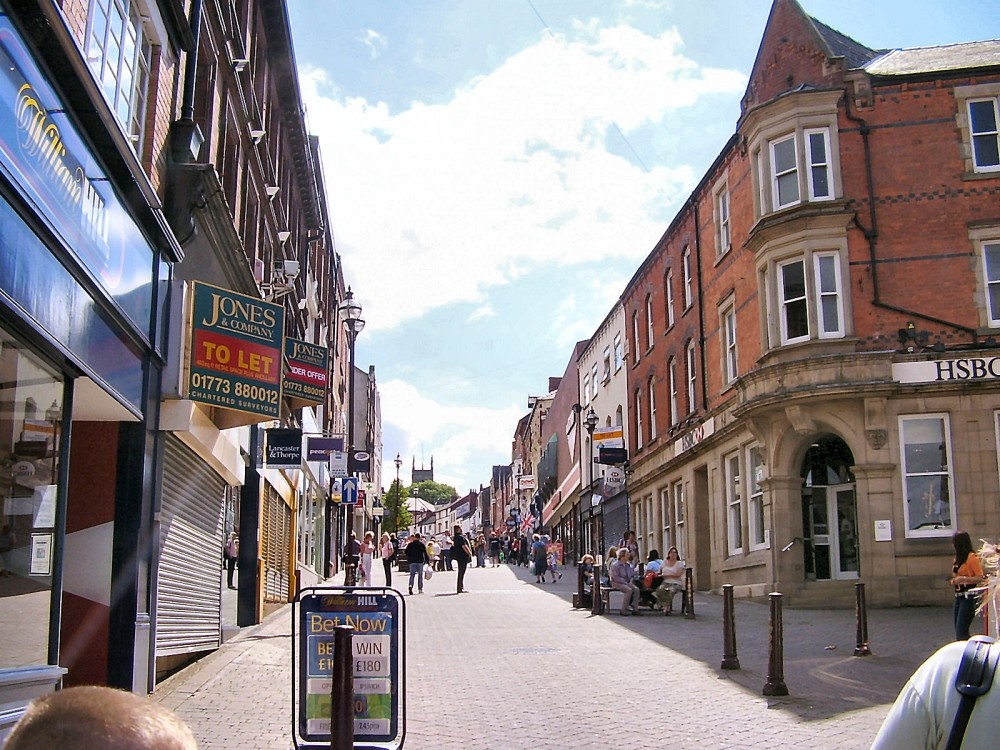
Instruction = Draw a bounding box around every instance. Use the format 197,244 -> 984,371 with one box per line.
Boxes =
0,322 -> 64,668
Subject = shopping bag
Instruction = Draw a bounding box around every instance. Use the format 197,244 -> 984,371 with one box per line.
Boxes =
423,564 -> 434,580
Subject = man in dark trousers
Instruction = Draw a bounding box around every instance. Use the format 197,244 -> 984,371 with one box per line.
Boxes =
451,525 -> 473,593
404,533 -> 430,594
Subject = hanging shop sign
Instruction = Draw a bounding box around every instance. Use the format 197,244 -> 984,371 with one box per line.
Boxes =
350,450 -> 371,474
187,281 -> 284,418
306,436 -> 344,462
329,451 -> 348,478
284,337 -> 329,405
594,426 -> 627,465
517,475 -> 535,490
265,428 -> 302,469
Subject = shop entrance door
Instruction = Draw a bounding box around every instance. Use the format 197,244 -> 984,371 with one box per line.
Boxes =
803,484 -> 859,580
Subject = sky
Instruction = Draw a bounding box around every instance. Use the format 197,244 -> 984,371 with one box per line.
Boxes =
286,0 -> 999,495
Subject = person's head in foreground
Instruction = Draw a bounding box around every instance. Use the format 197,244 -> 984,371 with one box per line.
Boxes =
5,685 -> 198,750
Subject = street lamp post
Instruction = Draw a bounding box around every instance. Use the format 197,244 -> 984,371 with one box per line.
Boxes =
339,288 -> 365,586
583,408 -> 600,613
394,453 -> 402,532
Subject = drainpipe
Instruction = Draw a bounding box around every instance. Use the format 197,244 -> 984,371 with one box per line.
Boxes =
843,94 -> 975,338
692,199 -> 709,409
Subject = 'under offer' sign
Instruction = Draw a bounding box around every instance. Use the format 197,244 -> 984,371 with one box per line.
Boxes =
284,337 -> 329,405
188,281 -> 284,418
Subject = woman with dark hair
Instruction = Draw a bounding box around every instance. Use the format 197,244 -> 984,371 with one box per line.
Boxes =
950,531 -> 984,640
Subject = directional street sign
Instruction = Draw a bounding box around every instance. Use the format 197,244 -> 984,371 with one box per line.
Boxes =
342,476 -> 359,506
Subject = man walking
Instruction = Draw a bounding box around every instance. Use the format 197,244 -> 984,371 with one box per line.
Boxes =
404,533 -> 430,594
451,525 -> 473,593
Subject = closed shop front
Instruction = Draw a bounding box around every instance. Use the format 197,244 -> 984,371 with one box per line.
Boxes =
155,438 -> 227,661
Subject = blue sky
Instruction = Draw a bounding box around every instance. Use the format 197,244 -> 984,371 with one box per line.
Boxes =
286,0 -> 999,494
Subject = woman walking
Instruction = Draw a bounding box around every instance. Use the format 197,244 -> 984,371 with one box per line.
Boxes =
949,530 -> 984,640
380,532 -> 395,586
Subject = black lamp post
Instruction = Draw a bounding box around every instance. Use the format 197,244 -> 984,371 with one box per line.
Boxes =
339,288 -> 365,585
394,452 -> 402,532
584,407 -> 599,613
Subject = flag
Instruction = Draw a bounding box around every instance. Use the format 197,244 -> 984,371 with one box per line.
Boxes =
521,513 -> 534,532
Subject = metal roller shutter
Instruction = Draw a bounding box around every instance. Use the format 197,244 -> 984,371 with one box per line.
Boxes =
262,482 -> 291,602
156,437 -> 226,656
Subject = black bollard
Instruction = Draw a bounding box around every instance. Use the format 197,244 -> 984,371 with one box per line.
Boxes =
721,584 -> 740,670
683,567 -> 695,619
575,563 -> 585,609
762,592 -> 789,696
854,581 -> 872,656
592,566 -> 603,616
330,624 -> 354,750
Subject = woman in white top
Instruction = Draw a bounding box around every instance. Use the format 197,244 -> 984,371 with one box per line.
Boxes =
380,532 -> 395,586
359,531 -> 375,586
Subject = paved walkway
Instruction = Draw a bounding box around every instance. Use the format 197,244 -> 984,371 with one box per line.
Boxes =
155,562 -> 960,749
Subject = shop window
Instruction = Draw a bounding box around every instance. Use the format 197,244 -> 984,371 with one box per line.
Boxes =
900,415 -> 954,538
659,486 -> 672,553
747,446 -> 767,550
672,481 -> 685,559
725,452 -> 742,555
0,325 -> 64,669
86,0 -> 153,149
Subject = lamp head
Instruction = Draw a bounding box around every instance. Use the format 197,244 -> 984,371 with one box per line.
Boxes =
584,407 -> 599,432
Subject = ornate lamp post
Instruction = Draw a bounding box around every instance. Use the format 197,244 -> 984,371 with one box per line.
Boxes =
394,452 -> 402,532
584,407 -> 600,613
339,288 -> 365,585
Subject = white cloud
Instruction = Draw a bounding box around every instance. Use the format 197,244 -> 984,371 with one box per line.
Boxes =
378,379 -> 523,491
298,21 -> 745,333
359,29 -> 387,60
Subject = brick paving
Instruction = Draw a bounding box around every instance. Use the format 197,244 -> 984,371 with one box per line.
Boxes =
154,562 -> 958,749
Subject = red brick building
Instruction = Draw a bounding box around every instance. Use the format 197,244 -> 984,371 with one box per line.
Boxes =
623,0 -> 1000,606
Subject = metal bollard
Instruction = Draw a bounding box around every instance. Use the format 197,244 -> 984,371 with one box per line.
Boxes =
592,571 -> 603,616
721,584 -> 740,670
854,581 -> 872,656
330,624 -> 354,750
575,564 -> 586,609
683,567 -> 695,619
762,592 -> 788,696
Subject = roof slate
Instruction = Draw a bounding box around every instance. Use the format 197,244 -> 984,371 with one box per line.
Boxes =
865,40 -> 1000,76
810,17 -> 882,69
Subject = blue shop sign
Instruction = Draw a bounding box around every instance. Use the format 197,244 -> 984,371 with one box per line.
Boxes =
0,13 -> 154,335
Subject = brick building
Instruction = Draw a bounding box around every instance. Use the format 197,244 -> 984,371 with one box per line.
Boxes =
623,0 -> 1000,606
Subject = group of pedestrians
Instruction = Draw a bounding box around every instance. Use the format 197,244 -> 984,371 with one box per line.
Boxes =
399,526 -> 472,595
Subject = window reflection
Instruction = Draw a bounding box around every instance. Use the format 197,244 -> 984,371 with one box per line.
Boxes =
0,324 -> 61,669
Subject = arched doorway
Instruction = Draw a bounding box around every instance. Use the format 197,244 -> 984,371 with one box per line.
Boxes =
800,434 -> 859,581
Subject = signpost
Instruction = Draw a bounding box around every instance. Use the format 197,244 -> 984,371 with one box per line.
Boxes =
293,587 -> 405,748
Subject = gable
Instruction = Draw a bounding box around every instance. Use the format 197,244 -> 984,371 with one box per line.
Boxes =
741,0 -> 875,115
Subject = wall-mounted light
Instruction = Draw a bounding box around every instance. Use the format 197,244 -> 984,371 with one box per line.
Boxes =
277,230 -> 291,244
265,185 -> 280,201
249,129 -> 266,144
260,260 -> 300,302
